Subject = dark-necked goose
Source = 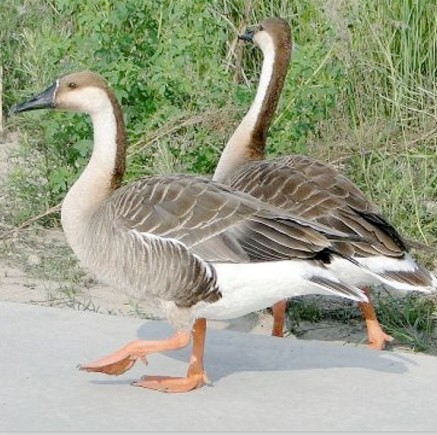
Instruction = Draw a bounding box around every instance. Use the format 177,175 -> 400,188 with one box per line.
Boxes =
214,17 -> 436,348
12,71 -> 375,392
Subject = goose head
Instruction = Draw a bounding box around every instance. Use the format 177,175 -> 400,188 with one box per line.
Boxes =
239,17 -> 292,54
12,70 -> 127,195
12,71 -> 116,116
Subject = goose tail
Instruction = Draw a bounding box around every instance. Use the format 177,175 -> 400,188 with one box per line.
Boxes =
360,253 -> 437,293
307,275 -> 368,303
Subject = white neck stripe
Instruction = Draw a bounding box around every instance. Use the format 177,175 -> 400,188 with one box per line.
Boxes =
213,33 -> 276,182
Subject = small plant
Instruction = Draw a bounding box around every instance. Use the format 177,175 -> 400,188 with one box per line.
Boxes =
375,291 -> 437,353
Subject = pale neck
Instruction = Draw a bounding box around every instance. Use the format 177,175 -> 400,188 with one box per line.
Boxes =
214,35 -> 279,183
61,103 -> 121,236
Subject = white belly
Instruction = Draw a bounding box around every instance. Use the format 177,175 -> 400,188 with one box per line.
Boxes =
197,260 -> 365,321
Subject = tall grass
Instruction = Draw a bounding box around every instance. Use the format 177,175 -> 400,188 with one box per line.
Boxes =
331,0 -> 437,261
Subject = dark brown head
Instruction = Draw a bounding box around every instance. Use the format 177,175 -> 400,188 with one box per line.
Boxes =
239,17 -> 292,55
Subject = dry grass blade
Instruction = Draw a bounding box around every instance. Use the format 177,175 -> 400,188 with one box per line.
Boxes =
0,203 -> 61,240
127,108 -> 229,159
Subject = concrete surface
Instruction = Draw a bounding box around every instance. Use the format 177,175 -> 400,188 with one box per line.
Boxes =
1,301 -> 437,431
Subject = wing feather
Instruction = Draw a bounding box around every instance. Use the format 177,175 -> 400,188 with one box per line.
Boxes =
228,156 -> 407,258
109,174 -> 365,264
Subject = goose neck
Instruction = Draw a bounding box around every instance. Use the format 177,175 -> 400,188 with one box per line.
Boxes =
61,92 -> 126,238
214,34 -> 291,183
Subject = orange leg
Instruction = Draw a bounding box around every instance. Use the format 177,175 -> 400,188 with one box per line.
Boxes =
78,330 -> 191,375
271,299 -> 287,337
359,287 -> 393,350
133,318 -> 209,393
78,318 -> 209,393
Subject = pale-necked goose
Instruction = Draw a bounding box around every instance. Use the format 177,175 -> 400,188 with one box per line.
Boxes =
12,71 -> 377,393
214,17 -> 436,348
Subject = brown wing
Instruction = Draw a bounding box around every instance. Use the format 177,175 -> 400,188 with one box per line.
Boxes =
109,174 -> 366,263
228,155 -> 407,258
90,174 -> 372,308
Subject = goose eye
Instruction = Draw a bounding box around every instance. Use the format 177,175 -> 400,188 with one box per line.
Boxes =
258,25 -> 264,31
68,82 -> 77,89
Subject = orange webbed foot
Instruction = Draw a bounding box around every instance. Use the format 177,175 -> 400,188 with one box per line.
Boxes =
359,289 -> 394,351
271,328 -> 284,338
367,329 -> 394,350
77,339 -> 149,375
79,321 -> 206,394
132,372 -> 210,393
131,319 -> 209,393
78,332 -> 192,377
78,354 -> 146,376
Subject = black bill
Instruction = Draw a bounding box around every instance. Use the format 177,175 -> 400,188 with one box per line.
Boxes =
238,28 -> 255,42
11,82 -> 58,114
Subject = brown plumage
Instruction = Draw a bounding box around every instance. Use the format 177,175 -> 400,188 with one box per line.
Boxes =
214,17 -> 436,347
229,156 -> 406,258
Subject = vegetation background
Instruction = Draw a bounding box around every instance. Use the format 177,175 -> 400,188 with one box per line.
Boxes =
1,0 -> 436,351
